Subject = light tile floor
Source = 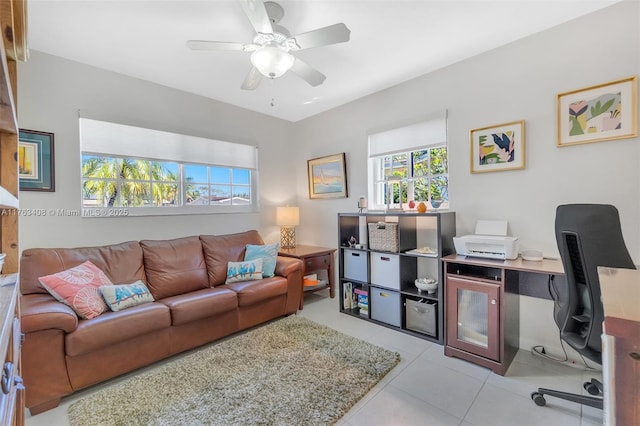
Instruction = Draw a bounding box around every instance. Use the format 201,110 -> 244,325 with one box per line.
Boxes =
25,292 -> 603,426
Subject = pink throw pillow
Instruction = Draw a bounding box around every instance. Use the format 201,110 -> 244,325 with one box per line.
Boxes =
38,260 -> 113,319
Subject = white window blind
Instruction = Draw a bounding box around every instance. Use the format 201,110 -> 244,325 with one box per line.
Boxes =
79,118 -> 257,169
368,111 -> 447,158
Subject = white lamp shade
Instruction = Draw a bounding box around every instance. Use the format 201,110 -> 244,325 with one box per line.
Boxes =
251,46 -> 295,79
276,206 -> 299,226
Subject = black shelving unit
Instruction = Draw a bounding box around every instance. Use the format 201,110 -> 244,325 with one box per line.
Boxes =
338,211 -> 456,344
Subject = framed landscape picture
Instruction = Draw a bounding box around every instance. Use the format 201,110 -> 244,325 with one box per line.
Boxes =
307,153 -> 348,199
19,129 -> 55,192
470,120 -> 525,173
557,76 -> 637,147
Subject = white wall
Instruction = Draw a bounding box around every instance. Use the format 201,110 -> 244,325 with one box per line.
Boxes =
293,1 -> 639,261
291,1 -> 639,356
17,51 -> 295,249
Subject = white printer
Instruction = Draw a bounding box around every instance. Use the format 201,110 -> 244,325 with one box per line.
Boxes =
453,220 -> 519,260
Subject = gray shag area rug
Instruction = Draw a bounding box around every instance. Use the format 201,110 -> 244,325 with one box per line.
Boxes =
67,315 -> 400,425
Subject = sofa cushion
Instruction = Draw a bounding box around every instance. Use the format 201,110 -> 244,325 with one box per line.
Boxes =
200,230 -> 264,286
20,241 -> 146,296
159,287 -> 238,325
99,281 -> 154,312
225,258 -> 263,284
223,276 -> 288,307
38,261 -> 112,319
65,302 -> 171,357
140,236 -> 209,299
244,243 -> 279,278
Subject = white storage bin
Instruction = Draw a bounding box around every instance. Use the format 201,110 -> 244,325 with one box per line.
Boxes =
370,287 -> 401,327
370,252 -> 400,290
343,249 -> 368,282
405,299 -> 437,336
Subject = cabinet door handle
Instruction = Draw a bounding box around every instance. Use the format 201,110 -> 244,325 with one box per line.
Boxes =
379,292 -> 390,297
1,362 -> 11,394
351,253 -> 360,257
380,257 -> 390,261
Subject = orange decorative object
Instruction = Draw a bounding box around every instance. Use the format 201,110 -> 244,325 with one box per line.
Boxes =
303,278 -> 320,287
417,202 -> 427,213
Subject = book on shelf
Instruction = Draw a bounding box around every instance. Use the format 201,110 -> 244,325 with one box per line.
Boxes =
353,288 -> 367,296
357,294 -> 368,306
343,282 -> 353,309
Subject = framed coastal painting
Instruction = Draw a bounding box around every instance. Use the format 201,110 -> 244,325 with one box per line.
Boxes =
557,76 -> 637,147
307,153 -> 348,199
470,120 -> 525,173
19,129 -> 55,192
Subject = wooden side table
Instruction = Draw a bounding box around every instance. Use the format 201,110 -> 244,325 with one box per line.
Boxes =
278,245 -> 336,309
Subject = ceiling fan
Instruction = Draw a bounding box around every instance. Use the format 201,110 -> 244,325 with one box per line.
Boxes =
186,0 -> 351,90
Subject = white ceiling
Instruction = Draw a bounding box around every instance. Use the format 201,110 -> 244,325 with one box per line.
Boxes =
27,0 -> 622,122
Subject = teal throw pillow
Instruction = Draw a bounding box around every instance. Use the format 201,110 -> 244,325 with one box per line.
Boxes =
244,243 -> 279,278
99,280 -> 154,312
226,258 -> 263,284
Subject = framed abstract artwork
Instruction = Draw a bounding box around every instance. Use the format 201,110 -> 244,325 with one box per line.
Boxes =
557,76 -> 637,147
19,129 -> 55,192
307,153 -> 348,199
470,120 -> 525,173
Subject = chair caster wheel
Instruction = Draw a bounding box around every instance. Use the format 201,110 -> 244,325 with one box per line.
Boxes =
531,392 -> 546,406
584,381 -> 600,395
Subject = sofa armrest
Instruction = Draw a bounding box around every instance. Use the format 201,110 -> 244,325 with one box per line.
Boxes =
275,256 -> 303,314
274,256 -> 303,278
20,293 -> 78,334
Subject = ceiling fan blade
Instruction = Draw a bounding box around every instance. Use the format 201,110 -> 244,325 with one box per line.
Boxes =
290,57 -> 326,87
239,0 -> 273,35
186,40 -> 246,51
292,23 -> 350,50
241,67 -> 262,90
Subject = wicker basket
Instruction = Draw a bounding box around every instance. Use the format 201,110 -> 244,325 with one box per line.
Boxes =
368,222 -> 399,252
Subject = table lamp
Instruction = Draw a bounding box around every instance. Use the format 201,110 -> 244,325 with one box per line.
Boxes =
276,206 -> 299,248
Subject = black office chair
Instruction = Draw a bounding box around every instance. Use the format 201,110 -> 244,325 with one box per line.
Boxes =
531,204 -> 636,408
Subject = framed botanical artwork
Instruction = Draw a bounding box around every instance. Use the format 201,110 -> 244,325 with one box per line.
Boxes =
19,129 -> 55,192
557,76 -> 637,147
307,152 -> 348,199
470,120 -> 525,173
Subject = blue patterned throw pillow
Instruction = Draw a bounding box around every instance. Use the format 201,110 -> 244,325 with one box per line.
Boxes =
99,280 -> 154,312
244,243 -> 279,278
226,258 -> 264,284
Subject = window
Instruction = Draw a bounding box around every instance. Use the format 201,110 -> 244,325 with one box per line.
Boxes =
368,114 -> 448,210
80,119 -> 257,216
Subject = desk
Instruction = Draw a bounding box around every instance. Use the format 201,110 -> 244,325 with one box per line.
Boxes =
278,245 -> 336,309
598,267 -> 640,426
442,254 -> 563,375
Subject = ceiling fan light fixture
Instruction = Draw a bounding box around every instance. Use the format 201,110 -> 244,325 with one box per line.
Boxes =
250,46 -> 294,79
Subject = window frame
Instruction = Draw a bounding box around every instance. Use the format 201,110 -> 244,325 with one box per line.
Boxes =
368,145 -> 448,211
79,118 -> 259,218
81,153 -> 257,217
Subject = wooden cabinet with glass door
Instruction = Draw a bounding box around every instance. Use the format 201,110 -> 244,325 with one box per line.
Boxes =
443,257 -> 520,376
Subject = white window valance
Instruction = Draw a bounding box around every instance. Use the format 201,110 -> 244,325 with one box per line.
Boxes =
368,111 -> 447,158
80,118 -> 257,169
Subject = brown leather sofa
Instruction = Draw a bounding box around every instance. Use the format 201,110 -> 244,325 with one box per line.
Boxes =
19,230 -> 303,415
